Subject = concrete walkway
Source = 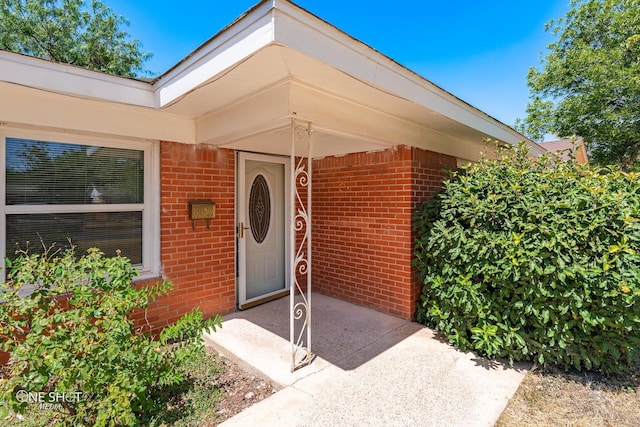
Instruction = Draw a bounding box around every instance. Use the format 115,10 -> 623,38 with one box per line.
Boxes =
203,293 -> 527,427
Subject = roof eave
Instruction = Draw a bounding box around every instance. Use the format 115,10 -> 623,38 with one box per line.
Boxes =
0,49 -> 155,107
270,0 -> 544,155
151,1 -> 276,108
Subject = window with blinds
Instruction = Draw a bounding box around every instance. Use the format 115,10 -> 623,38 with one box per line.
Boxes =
5,137 -> 146,265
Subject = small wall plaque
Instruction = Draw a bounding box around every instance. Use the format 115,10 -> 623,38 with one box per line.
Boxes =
188,200 -> 216,230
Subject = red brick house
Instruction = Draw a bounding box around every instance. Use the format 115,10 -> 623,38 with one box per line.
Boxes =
0,0 -> 545,336
540,138 -> 589,164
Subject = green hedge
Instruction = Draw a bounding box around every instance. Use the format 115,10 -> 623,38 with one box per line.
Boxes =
414,142 -> 640,373
0,247 -> 221,425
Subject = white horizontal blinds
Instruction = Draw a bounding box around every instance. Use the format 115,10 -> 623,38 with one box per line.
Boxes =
6,138 -> 144,205
6,212 -> 143,263
5,138 -> 144,264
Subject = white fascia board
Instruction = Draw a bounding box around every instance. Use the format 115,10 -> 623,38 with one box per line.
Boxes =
273,1 -> 545,157
0,50 -> 154,107
0,82 -> 194,144
153,3 -> 276,108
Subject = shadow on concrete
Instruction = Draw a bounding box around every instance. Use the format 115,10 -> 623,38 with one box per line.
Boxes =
209,293 -> 528,426
470,356 -> 529,372
221,292 -> 422,371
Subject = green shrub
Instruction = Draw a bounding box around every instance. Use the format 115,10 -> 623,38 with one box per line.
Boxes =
0,246 -> 222,426
414,142 -> 640,373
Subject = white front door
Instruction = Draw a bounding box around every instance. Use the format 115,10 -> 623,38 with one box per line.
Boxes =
238,152 -> 290,309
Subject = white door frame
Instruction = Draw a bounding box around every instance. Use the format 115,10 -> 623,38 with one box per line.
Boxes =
237,152 -> 291,309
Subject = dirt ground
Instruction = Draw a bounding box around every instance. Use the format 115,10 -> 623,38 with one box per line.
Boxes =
497,363 -> 640,427
205,348 -> 278,425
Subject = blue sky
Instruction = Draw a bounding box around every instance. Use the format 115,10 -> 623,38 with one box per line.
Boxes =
107,0 -> 569,131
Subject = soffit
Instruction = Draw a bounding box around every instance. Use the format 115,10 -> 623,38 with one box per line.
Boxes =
157,1 -> 544,156
168,41 -> 519,159
0,0 -> 545,158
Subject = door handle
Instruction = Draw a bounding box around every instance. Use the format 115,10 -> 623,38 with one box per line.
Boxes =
238,222 -> 250,238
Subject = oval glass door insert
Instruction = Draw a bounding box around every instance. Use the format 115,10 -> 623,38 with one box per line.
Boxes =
249,174 -> 271,243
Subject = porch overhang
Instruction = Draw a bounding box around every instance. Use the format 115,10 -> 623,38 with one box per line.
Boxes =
0,0 -> 544,162
153,0 -> 545,160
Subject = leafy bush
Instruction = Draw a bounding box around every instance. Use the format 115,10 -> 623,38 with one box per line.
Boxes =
0,246 -> 222,426
414,142 -> 640,373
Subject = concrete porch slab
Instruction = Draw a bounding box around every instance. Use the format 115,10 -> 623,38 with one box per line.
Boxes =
203,293 -> 527,426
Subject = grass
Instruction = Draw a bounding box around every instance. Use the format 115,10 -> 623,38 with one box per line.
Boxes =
148,348 -> 227,426
2,348 -> 227,427
497,362 -> 640,426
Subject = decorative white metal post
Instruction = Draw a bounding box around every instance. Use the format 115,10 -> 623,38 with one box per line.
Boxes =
290,119 -> 313,372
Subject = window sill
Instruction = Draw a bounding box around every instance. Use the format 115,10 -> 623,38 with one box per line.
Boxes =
133,271 -> 163,284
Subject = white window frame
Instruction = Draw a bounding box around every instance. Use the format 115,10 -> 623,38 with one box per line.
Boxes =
0,127 -> 160,282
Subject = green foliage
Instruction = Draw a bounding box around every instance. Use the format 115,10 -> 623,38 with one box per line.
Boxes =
414,142 -> 640,373
518,0 -> 640,168
0,246 -> 222,426
0,0 -> 152,77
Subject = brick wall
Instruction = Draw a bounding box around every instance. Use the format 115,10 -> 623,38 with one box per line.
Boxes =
136,142 -> 454,329
136,142 -> 236,331
312,145 -> 455,319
